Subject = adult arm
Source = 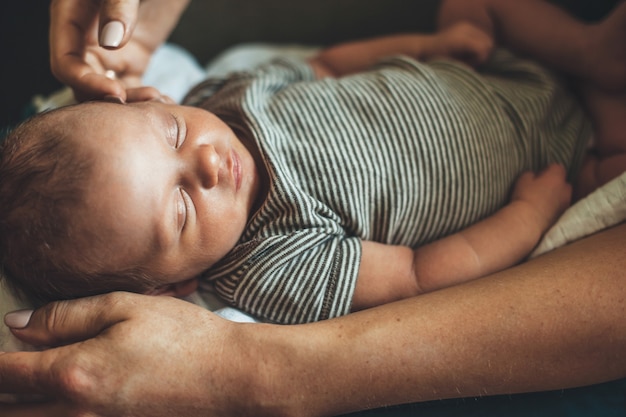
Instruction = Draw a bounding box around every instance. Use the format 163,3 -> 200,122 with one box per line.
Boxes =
352,164 -> 571,309
272,222 -> 626,416
309,21 -> 493,77
2,222 -> 625,417
49,0 -> 190,102
437,0 -> 619,89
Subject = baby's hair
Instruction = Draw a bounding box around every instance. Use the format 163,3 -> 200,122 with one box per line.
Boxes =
0,105 -> 160,306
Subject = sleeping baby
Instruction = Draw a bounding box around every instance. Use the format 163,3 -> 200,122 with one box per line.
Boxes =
1,9 -> 625,324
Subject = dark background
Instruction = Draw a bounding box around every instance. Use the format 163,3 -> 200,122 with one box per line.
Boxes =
0,1 -> 624,416
0,0 -> 620,131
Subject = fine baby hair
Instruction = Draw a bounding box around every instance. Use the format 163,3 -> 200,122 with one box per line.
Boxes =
0,105 -> 160,306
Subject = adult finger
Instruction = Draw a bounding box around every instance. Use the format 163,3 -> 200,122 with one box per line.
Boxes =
99,0 -> 141,49
125,86 -> 168,103
75,72 -> 127,102
0,351 -> 58,395
49,0 -> 96,85
5,293 -> 134,347
49,0 -> 126,100
51,54 -> 127,102
0,401 -> 68,417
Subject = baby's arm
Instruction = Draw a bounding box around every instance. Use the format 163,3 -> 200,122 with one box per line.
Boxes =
352,164 -> 571,311
309,22 -> 493,78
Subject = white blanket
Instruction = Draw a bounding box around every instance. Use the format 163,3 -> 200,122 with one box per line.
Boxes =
2,43 -> 625,353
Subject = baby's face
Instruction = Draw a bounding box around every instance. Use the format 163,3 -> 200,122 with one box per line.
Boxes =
67,101 -> 261,290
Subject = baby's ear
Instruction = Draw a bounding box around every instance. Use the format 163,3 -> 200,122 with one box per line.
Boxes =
146,278 -> 199,297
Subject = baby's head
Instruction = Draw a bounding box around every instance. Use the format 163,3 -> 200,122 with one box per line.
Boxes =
0,101 -> 261,305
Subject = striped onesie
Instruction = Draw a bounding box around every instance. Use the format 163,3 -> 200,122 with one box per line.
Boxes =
184,50 -> 590,324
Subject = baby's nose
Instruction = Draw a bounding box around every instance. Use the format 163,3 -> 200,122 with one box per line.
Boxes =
196,144 -> 220,189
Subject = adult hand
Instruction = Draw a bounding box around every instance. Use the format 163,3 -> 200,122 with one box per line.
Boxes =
49,0 -> 189,102
0,292 -> 256,417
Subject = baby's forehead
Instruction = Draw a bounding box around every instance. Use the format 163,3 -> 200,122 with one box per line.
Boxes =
38,103 -> 93,130
42,101 -> 168,146
56,100 -> 117,120
47,102 -> 119,137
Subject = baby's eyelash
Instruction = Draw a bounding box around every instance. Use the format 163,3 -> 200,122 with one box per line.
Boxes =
171,113 -> 183,148
177,188 -> 189,231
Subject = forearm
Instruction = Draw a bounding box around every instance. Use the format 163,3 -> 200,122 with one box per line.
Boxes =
438,0 -> 592,78
413,200 -> 547,292
310,20 -> 495,78
310,33 -> 442,77
247,223 -> 626,417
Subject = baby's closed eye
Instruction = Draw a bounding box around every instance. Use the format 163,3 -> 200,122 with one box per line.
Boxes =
169,113 -> 186,148
176,188 -> 190,232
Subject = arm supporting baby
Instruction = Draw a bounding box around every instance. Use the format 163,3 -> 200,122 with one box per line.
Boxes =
352,164 -> 571,311
2,223 -> 626,417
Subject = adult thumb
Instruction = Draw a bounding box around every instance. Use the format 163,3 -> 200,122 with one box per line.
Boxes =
4,294 -> 128,347
99,0 -> 141,49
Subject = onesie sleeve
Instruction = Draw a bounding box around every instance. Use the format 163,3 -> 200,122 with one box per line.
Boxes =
210,232 -> 362,324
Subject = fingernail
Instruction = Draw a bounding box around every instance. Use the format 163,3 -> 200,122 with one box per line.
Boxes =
4,309 -> 34,329
103,95 -> 126,104
100,20 -> 125,48
104,69 -> 117,80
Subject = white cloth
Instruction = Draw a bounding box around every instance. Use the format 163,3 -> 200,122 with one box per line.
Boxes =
531,171 -> 626,258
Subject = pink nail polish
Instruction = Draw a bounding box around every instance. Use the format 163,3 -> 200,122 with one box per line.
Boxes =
101,21 -> 124,48
4,309 -> 34,329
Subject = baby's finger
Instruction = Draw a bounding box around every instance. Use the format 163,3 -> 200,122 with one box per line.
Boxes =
99,0 -> 141,49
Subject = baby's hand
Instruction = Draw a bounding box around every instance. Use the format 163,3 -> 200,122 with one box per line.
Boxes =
436,22 -> 494,67
511,164 -> 572,233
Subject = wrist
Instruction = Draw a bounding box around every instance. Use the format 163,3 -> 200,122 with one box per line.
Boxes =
240,321 -> 364,417
232,323 -> 306,417
508,199 -> 552,241
409,32 -> 452,61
